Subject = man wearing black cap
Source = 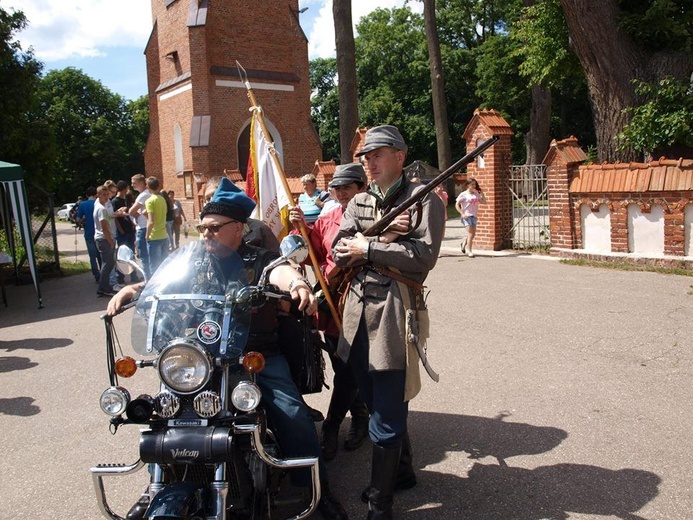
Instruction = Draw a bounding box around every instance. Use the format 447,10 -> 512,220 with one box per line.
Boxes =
333,125 -> 445,519
108,178 -> 348,520
289,163 -> 371,462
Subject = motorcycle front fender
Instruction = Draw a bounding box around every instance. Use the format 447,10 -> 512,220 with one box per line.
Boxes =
146,481 -> 205,518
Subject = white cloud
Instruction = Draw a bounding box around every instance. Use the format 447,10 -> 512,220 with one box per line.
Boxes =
303,0 -> 423,59
5,0 -> 152,61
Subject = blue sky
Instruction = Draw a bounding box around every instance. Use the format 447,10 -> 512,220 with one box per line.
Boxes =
4,0 -> 421,101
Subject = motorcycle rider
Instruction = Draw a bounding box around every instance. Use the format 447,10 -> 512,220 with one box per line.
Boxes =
333,126 -> 445,519
107,178 -> 349,520
288,163 -> 372,461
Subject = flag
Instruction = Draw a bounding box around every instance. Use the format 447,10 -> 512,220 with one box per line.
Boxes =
249,111 -> 291,238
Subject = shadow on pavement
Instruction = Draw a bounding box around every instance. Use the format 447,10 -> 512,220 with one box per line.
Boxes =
0,337 -> 73,352
0,355 -> 39,373
329,410 -> 658,520
0,396 -> 40,416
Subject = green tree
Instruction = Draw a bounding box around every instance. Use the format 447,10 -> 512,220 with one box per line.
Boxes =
309,58 -> 341,162
37,67 -> 144,202
559,0 -> 693,161
355,7 -> 437,163
0,7 -> 55,195
617,76 -> 693,158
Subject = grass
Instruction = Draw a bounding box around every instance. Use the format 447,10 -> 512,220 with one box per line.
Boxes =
60,260 -> 92,277
560,258 -> 693,277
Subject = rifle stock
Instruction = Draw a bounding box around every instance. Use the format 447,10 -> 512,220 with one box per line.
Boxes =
362,135 -> 500,237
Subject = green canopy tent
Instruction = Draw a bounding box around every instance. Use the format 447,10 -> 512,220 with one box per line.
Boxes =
0,161 -> 42,307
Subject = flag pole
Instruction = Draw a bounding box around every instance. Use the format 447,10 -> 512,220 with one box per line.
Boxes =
237,62 -> 342,330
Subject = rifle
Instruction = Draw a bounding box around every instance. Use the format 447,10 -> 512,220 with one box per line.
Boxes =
362,135 -> 500,236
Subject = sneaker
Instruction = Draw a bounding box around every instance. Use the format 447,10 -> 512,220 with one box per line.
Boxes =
97,289 -> 117,297
112,284 -> 124,292
460,238 -> 467,253
467,251 -> 474,258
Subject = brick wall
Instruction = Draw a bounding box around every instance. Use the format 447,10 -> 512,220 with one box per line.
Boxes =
545,137 -> 693,263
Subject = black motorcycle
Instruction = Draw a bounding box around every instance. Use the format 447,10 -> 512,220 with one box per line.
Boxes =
91,236 -> 321,520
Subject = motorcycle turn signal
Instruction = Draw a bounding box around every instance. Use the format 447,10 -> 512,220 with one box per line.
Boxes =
115,356 -> 137,378
242,351 -> 265,374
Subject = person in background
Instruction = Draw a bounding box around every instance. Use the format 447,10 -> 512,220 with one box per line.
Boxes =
161,189 -> 175,251
333,125 -> 445,520
433,183 -> 449,238
320,186 -> 341,215
127,174 -> 151,279
112,180 -> 137,285
144,177 -> 169,274
298,174 -> 325,224
93,185 -> 117,297
455,178 -> 486,258
168,190 -> 186,250
74,187 -> 101,283
289,163 -> 371,462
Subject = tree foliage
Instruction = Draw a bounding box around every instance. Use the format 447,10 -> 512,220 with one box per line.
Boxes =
309,57 -> 341,161
617,0 -> 693,53
617,76 -> 693,157
0,6 -> 55,193
36,67 -> 145,202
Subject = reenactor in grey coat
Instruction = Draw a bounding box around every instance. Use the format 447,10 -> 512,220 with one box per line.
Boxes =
333,125 -> 446,519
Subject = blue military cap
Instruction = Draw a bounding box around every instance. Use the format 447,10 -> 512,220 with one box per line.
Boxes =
200,178 -> 256,223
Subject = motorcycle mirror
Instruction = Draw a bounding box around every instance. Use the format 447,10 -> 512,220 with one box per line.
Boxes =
116,245 -> 146,280
279,235 -> 309,264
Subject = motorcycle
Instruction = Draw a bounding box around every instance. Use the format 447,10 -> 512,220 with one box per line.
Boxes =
91,236 -> 321,520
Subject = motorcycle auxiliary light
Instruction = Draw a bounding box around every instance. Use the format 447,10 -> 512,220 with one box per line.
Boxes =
99,386 -> 131,417
231,381 -> 262,412
194,391 -> 222,418
154,391 -> 180,418
115,356 -> 137,378
126,394 -> 155,423
156,340 -> 212,395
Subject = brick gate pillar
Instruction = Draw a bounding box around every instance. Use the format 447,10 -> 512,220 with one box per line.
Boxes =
543,136 -> 587,250
462,109 -> 514,250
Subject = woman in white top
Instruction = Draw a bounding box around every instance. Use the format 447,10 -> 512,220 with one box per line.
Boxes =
455,178 -> 486,257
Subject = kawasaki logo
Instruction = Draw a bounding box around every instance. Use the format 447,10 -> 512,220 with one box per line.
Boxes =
170,448 -> 199,459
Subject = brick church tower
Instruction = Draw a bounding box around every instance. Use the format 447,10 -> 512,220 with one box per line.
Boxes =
143,0 -> 322,217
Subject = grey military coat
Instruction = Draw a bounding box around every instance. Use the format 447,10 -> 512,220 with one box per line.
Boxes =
332,181 -> 446,372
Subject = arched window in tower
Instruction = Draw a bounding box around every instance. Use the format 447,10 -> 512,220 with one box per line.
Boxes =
174,123 -> 184,173
237,117 -> 285,180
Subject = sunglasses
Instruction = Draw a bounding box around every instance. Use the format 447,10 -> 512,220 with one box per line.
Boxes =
196,220 -> 238,234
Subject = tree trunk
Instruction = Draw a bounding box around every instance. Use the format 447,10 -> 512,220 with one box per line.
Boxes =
522,0 -> 552,165
333,0 -> 359,164
526,82 -> 552,164
560,0 -> 693,162
423,0 -> 453,198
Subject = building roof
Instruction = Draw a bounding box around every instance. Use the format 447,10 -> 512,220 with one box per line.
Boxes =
543,136 -> 588,166
462,109 -> 514,140
570,157 -> 693,193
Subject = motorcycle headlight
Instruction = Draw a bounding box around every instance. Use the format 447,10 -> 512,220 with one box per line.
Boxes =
231,381 -> 262,412
156,340 -> 212,394
99,386 -> 130,416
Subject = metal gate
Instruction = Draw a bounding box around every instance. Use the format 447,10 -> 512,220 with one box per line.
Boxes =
506,164 -> 550,249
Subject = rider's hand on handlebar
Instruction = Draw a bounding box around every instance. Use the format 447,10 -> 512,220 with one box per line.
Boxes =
289,280 -> 317,315
107,283 -> 143,316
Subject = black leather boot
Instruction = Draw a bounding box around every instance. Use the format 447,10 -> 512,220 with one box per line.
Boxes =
318,480 -> 350,520
361,434 -> 416,503
321,423 -> 340,462
125,491 -> 150,520
366,444 -> 400,519
344,398 -> 369,451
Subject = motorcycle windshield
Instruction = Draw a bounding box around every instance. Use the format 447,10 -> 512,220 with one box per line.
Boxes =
131,241 -> 251,360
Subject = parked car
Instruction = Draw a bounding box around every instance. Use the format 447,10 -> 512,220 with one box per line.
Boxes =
57,203 -> 76,221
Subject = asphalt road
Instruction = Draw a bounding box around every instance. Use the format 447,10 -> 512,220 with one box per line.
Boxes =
1,221 -> 692,519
